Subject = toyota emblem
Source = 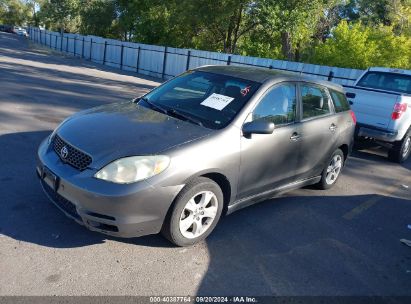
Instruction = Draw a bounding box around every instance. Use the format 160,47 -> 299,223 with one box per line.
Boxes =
60,146 -> 69,159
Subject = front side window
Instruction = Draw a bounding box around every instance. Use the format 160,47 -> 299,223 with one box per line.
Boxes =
252,84 -> 297,125
301,85 -> 331,119
142,71 -> 260,129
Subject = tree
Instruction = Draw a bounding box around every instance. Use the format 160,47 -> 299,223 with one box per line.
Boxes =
180,0 -> 260,53
0,0 -> 32,25
312,21 -> 411,69
79,0 -> 116,37
37,0 -> 80,32
258,0 -> 334,61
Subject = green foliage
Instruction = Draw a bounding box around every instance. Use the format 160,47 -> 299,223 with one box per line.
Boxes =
0,0 -> 32,25
27,0 -> 411,70
37,0 -> 80,32
312,21 -> 411,69
78,0 -> 116,37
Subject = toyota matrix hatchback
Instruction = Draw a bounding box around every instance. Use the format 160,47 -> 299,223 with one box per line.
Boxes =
37,66 -> 356,246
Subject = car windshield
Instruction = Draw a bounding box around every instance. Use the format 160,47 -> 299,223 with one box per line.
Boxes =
141,71 -> 260,129
357,71 -> 411,94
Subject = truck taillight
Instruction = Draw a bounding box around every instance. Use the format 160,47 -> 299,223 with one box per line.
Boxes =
350,110 -> 357,124
391,102 -> 407,120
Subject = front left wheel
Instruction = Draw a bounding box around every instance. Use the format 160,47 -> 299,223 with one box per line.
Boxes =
161,177 -> 223,246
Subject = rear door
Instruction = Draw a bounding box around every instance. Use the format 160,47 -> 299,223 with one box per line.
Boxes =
295,83 -> 339,180
329,89 -> 356,145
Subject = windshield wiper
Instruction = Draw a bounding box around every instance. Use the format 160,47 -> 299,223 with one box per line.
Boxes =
167,108 -> 204,127
140,97 -> 204,127
139,97 -> 168,115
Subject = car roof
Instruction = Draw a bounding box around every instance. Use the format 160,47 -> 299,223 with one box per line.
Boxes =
194,65 -> 344,92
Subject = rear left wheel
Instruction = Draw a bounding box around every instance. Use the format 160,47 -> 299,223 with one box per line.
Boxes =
161,177 -> 223,246
317,149 -> 344,190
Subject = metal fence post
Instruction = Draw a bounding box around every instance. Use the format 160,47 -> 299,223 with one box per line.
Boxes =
120,44 -> 124,70
227,55 -> 232,65
162,46 -> 168,79
61,34 -> 63,51
136,46 -> 140,73
82,37 -> 85,58
54,35 -> 57,49
103,41 -> 107,65
186,50 -> 191,71
328,71 -> 334,81
89,38 -> 93,61
73,37 -> 77,56
39,30 -> 42,44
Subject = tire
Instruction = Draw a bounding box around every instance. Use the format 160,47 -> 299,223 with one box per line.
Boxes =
388,129 -> 411,163
161,177 -> 224,247
317,149 -> 345,190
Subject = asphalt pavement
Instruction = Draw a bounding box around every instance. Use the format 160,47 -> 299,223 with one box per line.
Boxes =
1,31 -> 411,296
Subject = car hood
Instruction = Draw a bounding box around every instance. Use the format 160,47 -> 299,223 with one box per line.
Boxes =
57,102 -> 214,169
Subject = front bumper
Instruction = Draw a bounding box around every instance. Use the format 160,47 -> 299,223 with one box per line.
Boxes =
37,138 -> 183,238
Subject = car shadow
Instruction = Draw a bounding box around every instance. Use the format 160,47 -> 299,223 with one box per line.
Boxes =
197,192 -> 411,296
352,141 -> 411,171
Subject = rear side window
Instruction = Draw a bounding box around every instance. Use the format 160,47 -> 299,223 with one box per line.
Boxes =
301,85 -> 331,119
330,90 -> 350,113
357,72 -> 411,94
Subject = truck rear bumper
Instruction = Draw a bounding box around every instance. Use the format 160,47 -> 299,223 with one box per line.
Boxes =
357,124 -> 399,142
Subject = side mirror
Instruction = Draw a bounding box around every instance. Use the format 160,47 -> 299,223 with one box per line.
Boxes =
346,92 -> 356,99
242,120 -> 275,135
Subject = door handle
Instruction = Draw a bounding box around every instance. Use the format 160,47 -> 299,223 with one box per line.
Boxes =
329,124 -> 338,132
290,132 -> 301,141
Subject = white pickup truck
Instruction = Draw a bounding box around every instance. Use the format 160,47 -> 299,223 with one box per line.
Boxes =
344,67 -> 411,163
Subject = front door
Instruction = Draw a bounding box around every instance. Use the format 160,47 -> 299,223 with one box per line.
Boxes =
237,83 -> 301,200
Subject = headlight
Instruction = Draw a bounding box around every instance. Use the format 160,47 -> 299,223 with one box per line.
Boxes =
95,155 -> 170,184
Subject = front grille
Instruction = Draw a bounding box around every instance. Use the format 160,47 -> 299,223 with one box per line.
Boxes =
41,180 -> 81,221
53,134 -> 92,171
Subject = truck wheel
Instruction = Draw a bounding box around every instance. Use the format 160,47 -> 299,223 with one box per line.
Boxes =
388,129 -> 411,163
161,177 -> 223,247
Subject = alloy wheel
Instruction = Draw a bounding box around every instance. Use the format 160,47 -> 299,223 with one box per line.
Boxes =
179,191 -> 218,239
402,136 -> 411,158
325,154 -> 343,185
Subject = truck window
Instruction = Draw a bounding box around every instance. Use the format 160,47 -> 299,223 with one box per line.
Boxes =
330,90 -> 350,113
357,72 -> 411,94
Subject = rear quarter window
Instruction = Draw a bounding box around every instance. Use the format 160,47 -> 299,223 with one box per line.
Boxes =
330,90 -> 350,113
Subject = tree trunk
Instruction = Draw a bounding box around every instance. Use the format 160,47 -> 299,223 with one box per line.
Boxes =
281,31 -> 293,61
295,42 -> 301,62
231,4 -> 243,54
